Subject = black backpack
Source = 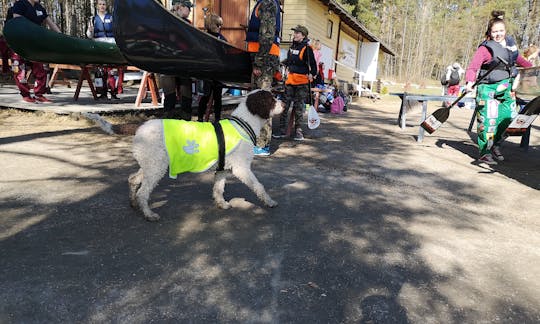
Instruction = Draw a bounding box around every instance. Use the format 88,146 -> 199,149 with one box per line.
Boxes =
440,73 -> 448,86
448,69 -> 460,86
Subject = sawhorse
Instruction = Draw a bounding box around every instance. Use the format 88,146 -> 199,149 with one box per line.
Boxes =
48,64 -> 73,88
49,64 -> 127,100
135,71 -> 159,107
49,64 -> 159,107
393,93 -> 475,142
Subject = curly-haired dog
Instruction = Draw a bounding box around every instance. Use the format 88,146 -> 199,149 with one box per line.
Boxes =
128,89 -> 283,221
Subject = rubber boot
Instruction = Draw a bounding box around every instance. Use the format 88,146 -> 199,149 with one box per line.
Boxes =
179,96 -> 193,121
110,89 -> 119,100
197,95 -> 210,122
97,85 -> 108,100
163,93 -> 177,118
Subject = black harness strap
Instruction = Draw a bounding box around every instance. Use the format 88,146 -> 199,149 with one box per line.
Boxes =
213,121 -> 226,172
227,116 -> 257,145
213,117 -> 256,172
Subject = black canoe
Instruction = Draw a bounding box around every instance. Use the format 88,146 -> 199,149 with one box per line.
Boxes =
3,17 -> 128,65
113,0 -> 253,83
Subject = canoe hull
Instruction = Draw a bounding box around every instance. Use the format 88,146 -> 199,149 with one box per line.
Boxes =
113,0 -> 253,83
3,17 -> 128,65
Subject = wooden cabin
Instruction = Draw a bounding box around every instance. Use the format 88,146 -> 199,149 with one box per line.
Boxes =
159,0 -> 395,87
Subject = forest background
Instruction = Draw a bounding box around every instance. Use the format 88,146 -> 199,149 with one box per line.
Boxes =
1,0 -> 538,84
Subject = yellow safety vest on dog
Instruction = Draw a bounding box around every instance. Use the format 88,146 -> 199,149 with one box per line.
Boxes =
163,119 -> 247,178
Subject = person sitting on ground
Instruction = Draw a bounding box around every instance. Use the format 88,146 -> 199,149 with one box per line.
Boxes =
328,79 -> 347,114
11,0 -> 60,103
197,13 -> 227,122
87,0 -> 120,100
317,80 -> 337,113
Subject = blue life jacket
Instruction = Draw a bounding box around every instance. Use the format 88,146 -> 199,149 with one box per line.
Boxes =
478,36 -> 518,83
93,13 -> 114,38
245,0 -> 281,46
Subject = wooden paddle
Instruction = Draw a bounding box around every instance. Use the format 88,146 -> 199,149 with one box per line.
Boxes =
421,56 -> 509,134
504,95 -> 540,136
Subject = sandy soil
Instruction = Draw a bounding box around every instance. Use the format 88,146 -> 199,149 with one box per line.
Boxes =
0,97 -> 539,323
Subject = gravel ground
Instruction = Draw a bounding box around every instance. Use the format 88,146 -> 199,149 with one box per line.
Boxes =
0,96 -> 539,323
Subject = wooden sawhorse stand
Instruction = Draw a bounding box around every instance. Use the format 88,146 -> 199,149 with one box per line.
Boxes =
74,65 -> 98,100
135,71 -> 159,107
48,64 -> 74,88
49,64 -> 128,101
393,93 -> 475,142
49,64 -> 158,107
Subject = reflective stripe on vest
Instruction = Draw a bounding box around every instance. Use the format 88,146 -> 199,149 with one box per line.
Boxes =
246,0 -> 281,56
285,73 -> 309,85
246,42 -> 281,56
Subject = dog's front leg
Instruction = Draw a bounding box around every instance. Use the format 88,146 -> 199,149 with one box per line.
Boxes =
213,171 -> 231,209
232,167 -> 277,208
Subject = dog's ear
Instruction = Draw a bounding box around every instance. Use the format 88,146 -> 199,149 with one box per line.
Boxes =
246,90 -> 275,119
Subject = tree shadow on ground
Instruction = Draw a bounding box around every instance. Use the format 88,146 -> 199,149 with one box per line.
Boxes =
435,134 -> 540,190
1,105 -> 539,323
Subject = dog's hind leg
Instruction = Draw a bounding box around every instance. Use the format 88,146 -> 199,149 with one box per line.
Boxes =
213,171 -> 231,209
231,167 -> 277,208
128,168 -> 143,209
136,162 -> 168,222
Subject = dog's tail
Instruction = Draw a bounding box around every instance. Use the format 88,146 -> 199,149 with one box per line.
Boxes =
83,113 -> 115,135
83,113 -> 140,135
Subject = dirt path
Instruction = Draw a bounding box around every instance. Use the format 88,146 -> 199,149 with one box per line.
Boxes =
0,97 -> 539,323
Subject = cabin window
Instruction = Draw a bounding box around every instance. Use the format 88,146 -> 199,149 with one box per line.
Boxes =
327,20 -> 333,38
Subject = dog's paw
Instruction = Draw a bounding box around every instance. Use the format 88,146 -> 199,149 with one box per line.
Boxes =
144,213 -> 160,222
130,200 -> 139,209
265,199 -> 278,208
217,201 -> 231,209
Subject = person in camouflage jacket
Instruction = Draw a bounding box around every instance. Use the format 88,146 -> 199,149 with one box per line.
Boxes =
246,0 -> 282,155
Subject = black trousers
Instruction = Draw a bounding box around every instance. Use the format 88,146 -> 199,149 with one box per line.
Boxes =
197,80 -> 223,122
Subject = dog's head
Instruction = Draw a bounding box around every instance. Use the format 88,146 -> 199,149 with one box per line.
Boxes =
245,89 -> 284,119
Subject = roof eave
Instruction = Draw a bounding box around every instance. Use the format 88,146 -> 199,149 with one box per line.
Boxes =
320,0 -> 396,56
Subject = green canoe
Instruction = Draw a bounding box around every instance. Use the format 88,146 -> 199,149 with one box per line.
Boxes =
3,17 -> 128,65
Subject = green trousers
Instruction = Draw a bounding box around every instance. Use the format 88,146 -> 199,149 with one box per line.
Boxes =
475,79 -> 517,155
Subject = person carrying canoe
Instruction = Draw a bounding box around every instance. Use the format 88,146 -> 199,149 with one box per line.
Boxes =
11,0 -> 60,103
246,0 -> 282,156
160,0 -> 195,119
